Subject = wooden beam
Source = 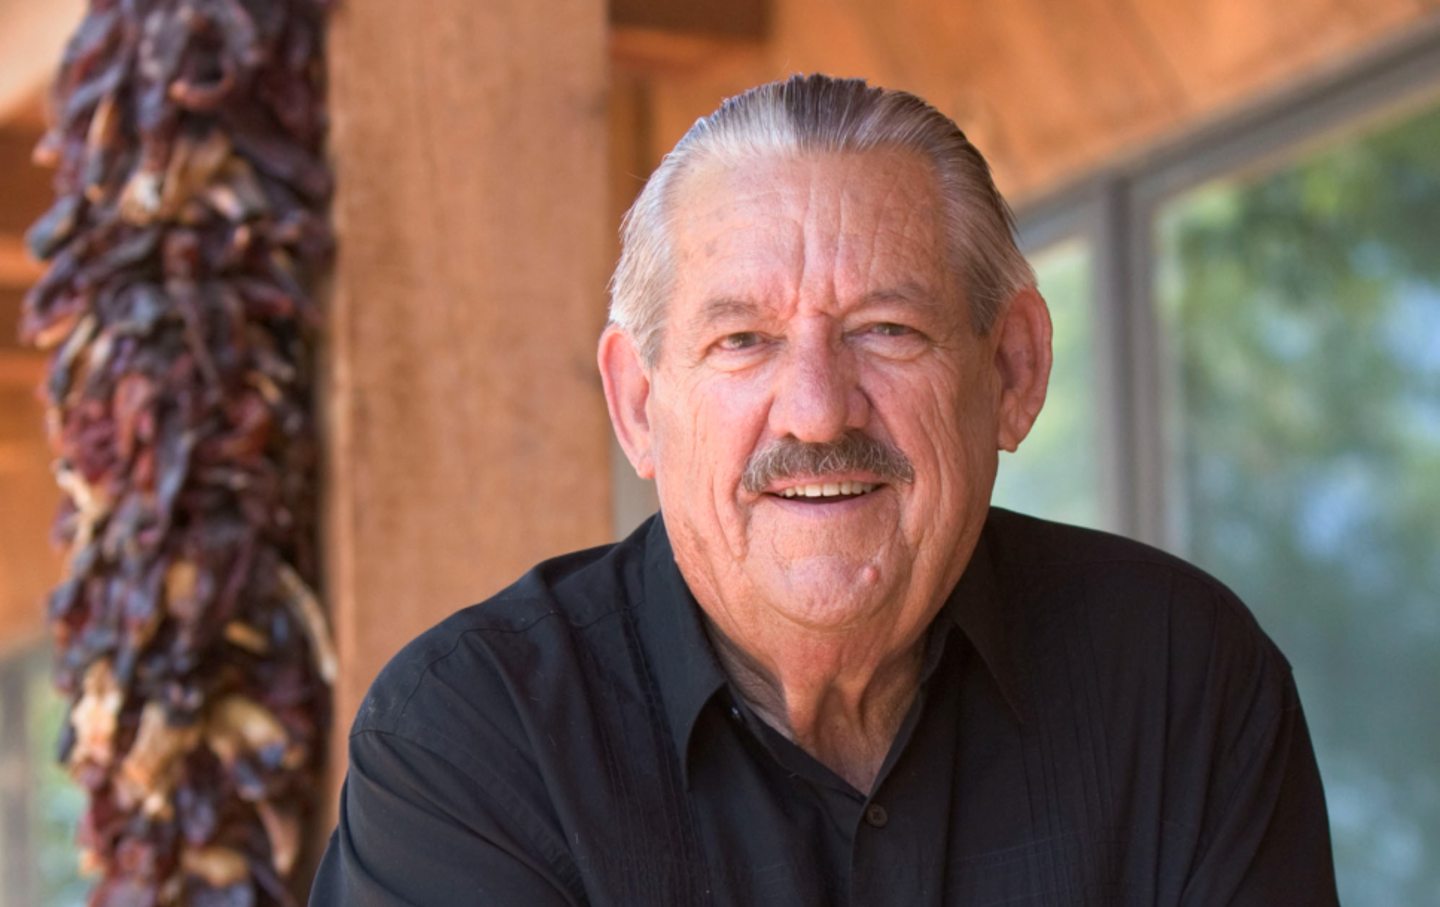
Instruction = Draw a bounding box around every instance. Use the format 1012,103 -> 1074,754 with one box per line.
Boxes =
4,90 -> 49,133
611,28 -> 763,74
323,0 -> 612,849
0,350 -> 44,386
609,0 -> 769,74
0,0 -> 85,124
0,236 -> 43,289
0,376 -> 60,653
0,126 -> 54,238
610,0 -> 768,40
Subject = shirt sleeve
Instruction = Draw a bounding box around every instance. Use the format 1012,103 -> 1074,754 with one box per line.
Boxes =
1179,669 -> 1340,907
309,729 -> 585,907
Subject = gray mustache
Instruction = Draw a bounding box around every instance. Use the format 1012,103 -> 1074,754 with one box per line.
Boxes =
741,432 -> 915,494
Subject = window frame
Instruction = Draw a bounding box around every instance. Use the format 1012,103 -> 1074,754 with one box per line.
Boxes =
0,643 -> 44,907
1014,20 -> 1440,551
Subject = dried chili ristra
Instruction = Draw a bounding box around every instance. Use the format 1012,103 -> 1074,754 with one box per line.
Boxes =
22,2 -> 335,904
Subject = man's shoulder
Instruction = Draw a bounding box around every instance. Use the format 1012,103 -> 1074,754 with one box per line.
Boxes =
351,525 -> 650,744
984,507 -> 1287,671
988,507 -> 1250,603
987,506 -> 1213,578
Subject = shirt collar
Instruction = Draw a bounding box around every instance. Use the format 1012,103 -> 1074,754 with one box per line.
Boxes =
633,515 -> 730,772
632,509 -> 1027,779
929,515 -> 1028,723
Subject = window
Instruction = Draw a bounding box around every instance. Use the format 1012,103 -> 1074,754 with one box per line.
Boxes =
0,646 -> 87,907
1154,99 -> 1440,905
992,237 -> 1111,530
1016,34 -> 1440,906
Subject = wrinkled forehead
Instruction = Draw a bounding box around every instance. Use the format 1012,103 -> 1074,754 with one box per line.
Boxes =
666,149 -> 953,306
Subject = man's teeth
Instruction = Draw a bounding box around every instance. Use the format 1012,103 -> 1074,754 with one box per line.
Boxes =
779,481 -> 878,498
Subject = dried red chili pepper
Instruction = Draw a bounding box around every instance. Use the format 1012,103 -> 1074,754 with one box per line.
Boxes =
22,2 -> 335,904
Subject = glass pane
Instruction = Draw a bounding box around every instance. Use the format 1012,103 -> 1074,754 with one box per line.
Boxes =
1155,98 -> 1440,906
0,649 -> 86,907
992,237 -> 1107,529
27,654 -> 87,906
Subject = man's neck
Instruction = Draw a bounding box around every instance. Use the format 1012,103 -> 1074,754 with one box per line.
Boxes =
705,617 -> 926,793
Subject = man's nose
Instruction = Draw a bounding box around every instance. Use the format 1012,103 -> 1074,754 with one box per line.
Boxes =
767,334 -> 870,442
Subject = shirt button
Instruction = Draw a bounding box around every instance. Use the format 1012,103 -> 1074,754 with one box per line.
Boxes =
729,705 -> 742,721
864,804 -> 889,828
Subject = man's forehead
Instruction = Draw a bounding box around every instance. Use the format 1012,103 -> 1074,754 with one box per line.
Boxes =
676,149 -> 944,249
694,283 -> 947,325
672,148 -> 941,222
667,150 -> 951,303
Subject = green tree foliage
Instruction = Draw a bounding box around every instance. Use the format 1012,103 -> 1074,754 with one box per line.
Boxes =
993,239 -> 1106,529
27,659 -> 88,907
1156,100 -> 1440,906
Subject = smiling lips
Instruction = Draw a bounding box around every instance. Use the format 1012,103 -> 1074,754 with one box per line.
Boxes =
774,481 -> 880,500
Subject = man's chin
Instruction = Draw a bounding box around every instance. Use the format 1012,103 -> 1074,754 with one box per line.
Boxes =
752,554 -> 902,631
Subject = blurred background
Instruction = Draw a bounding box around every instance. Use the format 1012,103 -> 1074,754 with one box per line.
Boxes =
1,1 -> 1437,904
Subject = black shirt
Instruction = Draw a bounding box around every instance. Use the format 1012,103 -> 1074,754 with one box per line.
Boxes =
311,509 -> 1339,906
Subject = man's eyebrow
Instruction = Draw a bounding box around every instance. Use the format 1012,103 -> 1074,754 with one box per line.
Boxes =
697,296 -> 762,324
858,283 -> 946,312
694,286 -> 947,325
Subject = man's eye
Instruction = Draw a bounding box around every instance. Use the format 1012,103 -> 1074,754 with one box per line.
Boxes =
863,322 -> 928,340
717,332 -> 763,351
852,321 -> 930,358
870,322 -> 913,337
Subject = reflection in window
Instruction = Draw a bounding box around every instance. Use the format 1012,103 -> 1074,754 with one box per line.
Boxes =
992,237 -> 1106,529
0,647 -> 86,907
1156,98 -> 1440,906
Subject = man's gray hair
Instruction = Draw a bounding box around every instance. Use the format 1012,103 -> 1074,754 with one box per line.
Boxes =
608,73 -> 1035,365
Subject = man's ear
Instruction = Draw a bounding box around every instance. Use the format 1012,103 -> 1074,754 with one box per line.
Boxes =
598,325 -> 656,479
992,286 -> 1053,453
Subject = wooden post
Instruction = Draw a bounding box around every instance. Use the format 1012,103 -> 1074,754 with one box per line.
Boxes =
323,0 -> 613,806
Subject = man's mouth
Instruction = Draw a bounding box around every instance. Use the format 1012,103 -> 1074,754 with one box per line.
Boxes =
772,481 -> 880,501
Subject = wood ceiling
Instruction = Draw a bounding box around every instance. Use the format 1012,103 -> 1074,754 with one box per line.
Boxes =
618,0 -> 1440,203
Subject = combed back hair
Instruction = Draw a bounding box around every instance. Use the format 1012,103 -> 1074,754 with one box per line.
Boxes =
608,73 -> 1035,365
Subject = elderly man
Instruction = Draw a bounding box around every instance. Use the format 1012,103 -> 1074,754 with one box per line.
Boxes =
312,75 -> 1338,905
